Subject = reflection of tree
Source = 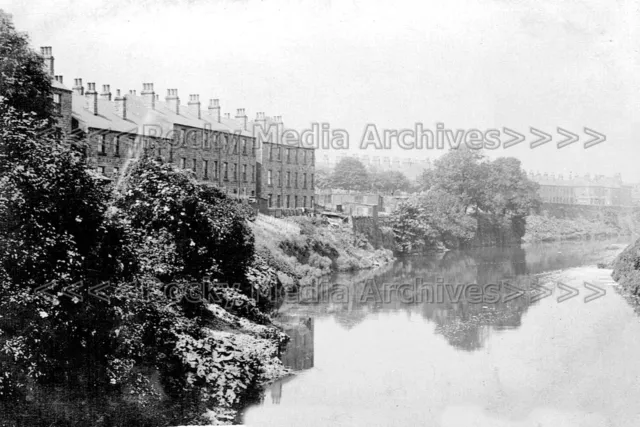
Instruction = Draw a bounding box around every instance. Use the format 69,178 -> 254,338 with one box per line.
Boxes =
282,239 -> 622,352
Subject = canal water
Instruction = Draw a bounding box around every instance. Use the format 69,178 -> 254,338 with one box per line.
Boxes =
243,238 -> 640,427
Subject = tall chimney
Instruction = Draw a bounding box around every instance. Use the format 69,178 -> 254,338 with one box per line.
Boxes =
40,46 -> 54,76
208,99 -> 220,123
100,84 -> 112,101
235,108 -> 247,131
114,89 -> 127,120
85,82 -> 98,115
141,83 -> 155,110
188,94 -> 201,119
166,89 -> 179,114
255,112 -> 267,129
72,78 -> 84,95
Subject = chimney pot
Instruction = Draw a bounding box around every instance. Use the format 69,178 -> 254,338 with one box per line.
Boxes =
72,78 -> 84,95
40,46 -> 54,76
208,98 -> 221,123
165,89 -> 180,114
141,82 -> 155,109
188,93 -> 201,119
114,89 -> 127,120
85,82 -> 98,115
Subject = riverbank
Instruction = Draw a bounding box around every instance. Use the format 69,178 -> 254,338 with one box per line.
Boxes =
523,208 -> 639,243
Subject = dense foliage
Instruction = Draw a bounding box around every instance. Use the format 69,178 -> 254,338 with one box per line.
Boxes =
0,14 -> 289,426
391,148 -> 540,252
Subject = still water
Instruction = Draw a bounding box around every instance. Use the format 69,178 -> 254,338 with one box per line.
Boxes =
244,239 -> 640,427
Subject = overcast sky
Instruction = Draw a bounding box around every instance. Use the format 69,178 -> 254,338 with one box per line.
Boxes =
3,0 -> 639,181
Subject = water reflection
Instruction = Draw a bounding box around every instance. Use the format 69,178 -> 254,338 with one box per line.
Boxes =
245,239 -> 638,426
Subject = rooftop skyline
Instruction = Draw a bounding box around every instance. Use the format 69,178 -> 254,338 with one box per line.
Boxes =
4,0 -> 639,181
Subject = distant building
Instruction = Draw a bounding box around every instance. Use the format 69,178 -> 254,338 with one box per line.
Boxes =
37,46 -> 316,212
529,171 -> 633,207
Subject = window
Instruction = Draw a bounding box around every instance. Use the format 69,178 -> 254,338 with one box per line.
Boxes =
223,162 -> 229,180
114,136 -> 120,156
303,196 -> 307,207
267,170 -> 273,186
268,194 -> 273,208
310,196 -> 314,207
232,163 -> 237,181
99,135 -> 107,154
276,195 -> 281,207
286,172 -> 291,187
113,167 -> 120,178
303,173 -> 307,189
180,158 -> 186,169
213,161 -> 218,179
242,164 -> 247,182
294,150 -> 298,164
242,139 -> 247,155
276,146 -> 281,160
294,172 -> 298,188
286,148 -> 291,163
311,151 -> 315,165
180,129 -> 186,146
97,166 -> 106,175
294,196 -> 298,208
53,93 -> 61,114
251,190 -> 255,197
192,159 -> 197,172
303,150 -> 307,164
269,145 -> 273,161
311,173 -> 314,190
286,195 -> 290,208
252,165 -> 255,182
277,171 -> 282,187
203,160 -> 209,179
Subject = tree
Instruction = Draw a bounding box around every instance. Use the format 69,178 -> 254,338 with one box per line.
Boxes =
314,166 -> 333,189
369,168 -> 413,193
330,157 -> 369,191
478,157 -> 540,218
0,11 -> 53,120
427,147 -> 486,212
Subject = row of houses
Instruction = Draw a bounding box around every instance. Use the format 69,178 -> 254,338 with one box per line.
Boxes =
44,46 -> 316,212
528,172 -> 634,207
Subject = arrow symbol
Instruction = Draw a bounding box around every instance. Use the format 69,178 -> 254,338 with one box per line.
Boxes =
530,127 -> 552,149
502,281 -> 525,303
584,282 -> 606,303
34,280 -> 58,302
530,281 -> 552,303
61,280 -> 83,302
556,128 -> 579,148
584,128 -> 606,148
503,128 -> 525,149
556,282 -> 579,303
89,282 -> 111,302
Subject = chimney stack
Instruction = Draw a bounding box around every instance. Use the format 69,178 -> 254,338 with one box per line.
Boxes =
141,83 -> 155,110
114,89 -> 127,120
166,89 -> 180,114
100,84 -> 112,101
85,82 -> 98,116
72,78 -> 84,95
188,94 -> 201,119
54,75 -> 63,84
224,112 -> 230,119
208,99 -> 221,123
129,89 -> 137,96
235,108 -> 247,130
40,46 -> 54,76
255,112 -> 267,129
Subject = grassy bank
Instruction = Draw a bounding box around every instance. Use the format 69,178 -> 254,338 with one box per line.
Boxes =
524,212 -> 638,243
250,214 -> 395,288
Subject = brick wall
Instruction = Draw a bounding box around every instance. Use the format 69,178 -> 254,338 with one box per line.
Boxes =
260,142 -> 315,209
52,87 -> 73,136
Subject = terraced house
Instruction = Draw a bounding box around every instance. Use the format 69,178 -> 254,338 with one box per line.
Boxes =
253,114 -> 316,212
40,46 -> 316,210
